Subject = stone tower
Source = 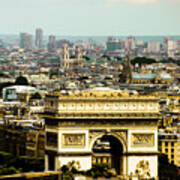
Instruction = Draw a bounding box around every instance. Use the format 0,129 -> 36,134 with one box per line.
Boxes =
62,44 -> 69,60
121,57 -> 132,83
61,44 -> 70,69
75,45 -> 82,60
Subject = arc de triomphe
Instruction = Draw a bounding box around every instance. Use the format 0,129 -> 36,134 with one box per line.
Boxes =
44,88 -> 159,178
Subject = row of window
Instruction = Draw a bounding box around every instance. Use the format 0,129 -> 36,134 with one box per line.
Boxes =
159,141 -> 175,146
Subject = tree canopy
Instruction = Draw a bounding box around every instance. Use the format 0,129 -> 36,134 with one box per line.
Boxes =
30,92 -> 42,100
101,55 -> 111,61
15,76 -> 29,86
114,56 -> 122,61
131,57 -> 156,65
82,55 -> 90,61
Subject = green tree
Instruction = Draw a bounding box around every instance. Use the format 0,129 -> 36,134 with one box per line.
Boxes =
114,56 -> 122,61
15,76 -> 29,85
30,92 -> 42,100
0,151 -> 44,174
85,164 -> 115,178
131,57 -> 156,65
82,55 -> 90,61
101,55 -> 111,61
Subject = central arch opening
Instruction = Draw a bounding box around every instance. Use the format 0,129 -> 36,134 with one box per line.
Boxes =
92,134 -> 123,175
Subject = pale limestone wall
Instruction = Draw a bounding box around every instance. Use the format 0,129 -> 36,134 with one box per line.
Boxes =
45,127 -> 158,176
45,155 -> 48,171
127,156 -> 158,178
58,129 -> 89,152
57,156 -> 92,170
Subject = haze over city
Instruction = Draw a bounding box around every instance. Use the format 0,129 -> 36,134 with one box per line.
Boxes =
0,0 -> 180,36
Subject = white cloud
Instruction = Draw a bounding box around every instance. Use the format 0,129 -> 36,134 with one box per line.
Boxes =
107,0 -> 157,4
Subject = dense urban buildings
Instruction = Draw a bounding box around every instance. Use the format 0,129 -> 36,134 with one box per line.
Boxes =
0,30 -> 180,179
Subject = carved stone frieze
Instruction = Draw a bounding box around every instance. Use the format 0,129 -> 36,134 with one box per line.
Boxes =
57,120 -> 157,129
131,133 -> 154,147
88,130 -> 105,146
135,160 -> 151,178
62,133 -> 85,148
113,130 -> 127,142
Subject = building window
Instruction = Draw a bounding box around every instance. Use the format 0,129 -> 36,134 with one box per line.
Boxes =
165,142 -> 168,146
50,101 -> 54,107
171,142 -> 174,146
46,132 -> 58,147
27,150 -> 35,157
158,146 -> 162,151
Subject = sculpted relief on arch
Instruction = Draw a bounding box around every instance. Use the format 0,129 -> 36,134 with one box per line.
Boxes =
88,129 -> 127,151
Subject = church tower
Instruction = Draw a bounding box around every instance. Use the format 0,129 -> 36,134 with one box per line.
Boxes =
120,57 -> 132,83
75,45 -> 82,59
61,44 -> 70,69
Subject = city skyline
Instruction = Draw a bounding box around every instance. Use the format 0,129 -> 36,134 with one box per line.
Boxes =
0,0 -> 180,36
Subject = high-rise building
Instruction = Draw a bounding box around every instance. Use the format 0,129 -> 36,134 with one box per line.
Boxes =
47,35 -> 56,52
106,36 -> 121,51
35,28 -> 43,49
167,40 -> 176,58
127,36 -> 136,50
147,42 -> 161,53
175,40 -> 180,51
20,33 -> 33,50
168,40 -> 176,51
136,40 -> 144,47
20,33 -> 26,49
163,36 -> 172,52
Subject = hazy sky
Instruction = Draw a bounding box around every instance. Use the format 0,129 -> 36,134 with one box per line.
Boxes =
0,0 -> 180,36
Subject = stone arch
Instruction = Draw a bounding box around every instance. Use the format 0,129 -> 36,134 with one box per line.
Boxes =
90,131 -> 127,175
89,131 -> 127,153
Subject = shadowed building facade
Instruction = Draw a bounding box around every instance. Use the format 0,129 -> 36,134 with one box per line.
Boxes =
44,88 -> 160,178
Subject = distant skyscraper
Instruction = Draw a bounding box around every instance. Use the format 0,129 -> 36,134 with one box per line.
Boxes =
175,40 -> 180,51
35,28 -> 43,49
168,40 -> 176,51
20,33 -> 33,50
106,36 -> 121,51
20,33 -> 26,48
163,36 -> 172,52
147,42 -> 160,53
168,40 -> 176,57
47,35 -> 56,52
127,36 -> 136,50
136,40 -> 144,47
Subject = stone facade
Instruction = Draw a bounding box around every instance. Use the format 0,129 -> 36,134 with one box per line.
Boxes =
44,88 -> 160,178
